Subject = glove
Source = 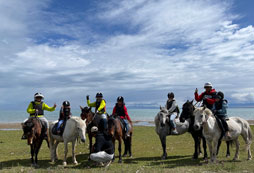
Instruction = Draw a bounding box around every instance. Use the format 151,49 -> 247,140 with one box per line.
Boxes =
96,110 -> 99,114
203,95 -> 208,100
86,95 -> 89,100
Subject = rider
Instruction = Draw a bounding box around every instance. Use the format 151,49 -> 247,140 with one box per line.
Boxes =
56,101 -> 72,135
166,92 -> 179,135
86,93 -> 108,132
22,93 -> 56,139
90,126 -> 114,167
212,91 -> 230,138
112,96 -> 132,137
195,82 -> 216,110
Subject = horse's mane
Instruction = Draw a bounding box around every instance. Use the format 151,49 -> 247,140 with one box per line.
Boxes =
194,107 -> 213,117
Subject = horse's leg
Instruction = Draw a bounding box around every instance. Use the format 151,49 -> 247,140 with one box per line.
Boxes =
72,140 -> 78,165
192,133 -> 199,159
63,141 -> 68,166
49,137 -> 55,162
212,140 -> 218,163
88,134 -> 92,160
202,136 -> 208,160
30,144 -> 35,164
123,138 -> 128,157
55,141 -> 59,161
207,140 -> 213,163
226,141 -> 230,157
34,140 -> 43,165
112,139 -> 116,162
160,135 -> 167,160
129,135 -> 132,157
216,140 -> 222,156
233,139 -> 240,161
118,138 -> 122,163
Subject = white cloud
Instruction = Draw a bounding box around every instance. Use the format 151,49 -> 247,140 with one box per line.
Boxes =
1,0 -> 254,109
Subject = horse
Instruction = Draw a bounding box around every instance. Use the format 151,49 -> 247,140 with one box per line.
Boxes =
180,100 -> 208,159
193,106 -> 252,162
80,106 -> 97,155
49,116 -> 86,166
108,115 -> 133,163
154,106 -> 190,159
21,117 -> 46,167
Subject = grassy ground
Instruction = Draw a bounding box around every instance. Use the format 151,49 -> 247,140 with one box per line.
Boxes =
0,126 -> 254,173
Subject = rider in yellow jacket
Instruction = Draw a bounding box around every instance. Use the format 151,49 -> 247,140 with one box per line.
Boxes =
86,93 -> 107,131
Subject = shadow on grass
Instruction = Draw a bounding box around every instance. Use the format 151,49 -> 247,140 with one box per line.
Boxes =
0,153 -> 90,170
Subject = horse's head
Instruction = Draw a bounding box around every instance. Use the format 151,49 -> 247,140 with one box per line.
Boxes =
107,117 -> 116,137
193,106 -> 212,130
80,106 -> 94,124
76,117 -> 87,143
158,106 -> 168,127
22,118 -> 37,145
180,100 -> 194,123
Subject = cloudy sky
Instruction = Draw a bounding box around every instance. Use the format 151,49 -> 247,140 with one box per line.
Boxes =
0,0 -> 254,110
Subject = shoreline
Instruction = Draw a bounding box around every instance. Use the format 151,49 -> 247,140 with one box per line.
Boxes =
0,120 -> 254,130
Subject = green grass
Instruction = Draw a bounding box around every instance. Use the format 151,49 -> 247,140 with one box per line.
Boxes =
0,126 -> 254,173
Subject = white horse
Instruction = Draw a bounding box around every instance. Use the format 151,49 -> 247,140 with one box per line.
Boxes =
193,107 -> 252,162
49,116 -> 86,166
155,106 -> 190,159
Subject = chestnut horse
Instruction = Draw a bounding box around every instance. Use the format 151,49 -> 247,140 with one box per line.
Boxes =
108,115 -> 133,163
22,117 -> 47,166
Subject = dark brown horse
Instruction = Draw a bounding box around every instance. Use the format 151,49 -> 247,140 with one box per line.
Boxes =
108,115 -> 133,163
22,117 -> 47,166
80,106 -> 96,155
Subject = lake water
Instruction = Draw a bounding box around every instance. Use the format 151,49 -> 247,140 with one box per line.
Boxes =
0,108 -> 253,123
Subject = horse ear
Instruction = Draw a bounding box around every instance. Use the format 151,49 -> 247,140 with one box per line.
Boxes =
89,107 -> 92,111
80,106 -> 84,110
190,100 -> 193,104
160,106 -> 162,110
203,105 -> 206,110
84,119 -> 87,123
187,100 -> 189,103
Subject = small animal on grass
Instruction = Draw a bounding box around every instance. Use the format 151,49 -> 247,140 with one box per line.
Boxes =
193,106 -> 252,163
49,116 -> 86,166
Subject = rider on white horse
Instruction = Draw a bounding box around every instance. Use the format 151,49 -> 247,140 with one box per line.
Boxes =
165,92 -> 180,135
212,91 -> 230,138
56,101 -> 72,135
86,93 -> 108,132
195,82 -> 216,110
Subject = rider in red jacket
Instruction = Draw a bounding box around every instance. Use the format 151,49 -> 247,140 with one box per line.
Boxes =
112,96 -> 131,137
195,82 -> 216,110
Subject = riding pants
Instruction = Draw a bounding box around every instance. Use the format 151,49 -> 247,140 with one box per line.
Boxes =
218,116 -> 229,132
169,112 -> 177,129
122,119 -> 129,133
57,120 -> 64,130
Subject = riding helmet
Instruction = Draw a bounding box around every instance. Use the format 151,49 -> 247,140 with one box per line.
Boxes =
215,91 -> 224,100
34,93 -> 44,99
204,82 -> 213,88
117,96 -> 124,102
96,92 -> 103,98
63,100 -> 70,107
168,92 -> 174,98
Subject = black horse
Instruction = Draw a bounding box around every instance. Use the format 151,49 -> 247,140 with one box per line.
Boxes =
180,100 -> 230,159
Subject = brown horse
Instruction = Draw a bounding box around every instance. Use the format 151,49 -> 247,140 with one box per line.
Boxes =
108,115 -> 133,163
80,106 -> 96,155
22,117 -> 47,166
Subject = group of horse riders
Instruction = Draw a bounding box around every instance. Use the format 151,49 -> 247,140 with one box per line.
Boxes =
21,92 -> 132,165
166,82 -> 230,138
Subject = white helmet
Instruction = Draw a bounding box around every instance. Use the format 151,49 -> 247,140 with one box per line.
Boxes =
204,82 -> 213,88
91,126 -> 98,133
34,93 -> 44,99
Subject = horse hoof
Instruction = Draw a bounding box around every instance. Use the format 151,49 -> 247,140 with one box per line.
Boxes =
74,161 -> 78,165
247,158 -> 252,161
129,155 -> 132,158
118,160 -> 122,163
161,156 -> 167,160
122,154 -> 127,157
63,162 -> 67,166
226,154 -> 230,158
32,163 -> 39,168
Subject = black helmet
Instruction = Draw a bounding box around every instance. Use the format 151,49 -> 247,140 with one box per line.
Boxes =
117,96 -> 124,102
215,91 -> 224,100
96,92 -> 103,98
168,92 -> 174,98
63,100 -> 70,107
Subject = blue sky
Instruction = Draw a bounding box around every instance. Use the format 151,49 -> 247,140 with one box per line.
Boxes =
0,0 -> 254,110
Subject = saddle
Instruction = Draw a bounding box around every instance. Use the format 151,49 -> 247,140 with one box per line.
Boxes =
24,117 -> 46,135
52,120 -> 67,136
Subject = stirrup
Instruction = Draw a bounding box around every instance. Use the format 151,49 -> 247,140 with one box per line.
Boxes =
21,134 -> 27,140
